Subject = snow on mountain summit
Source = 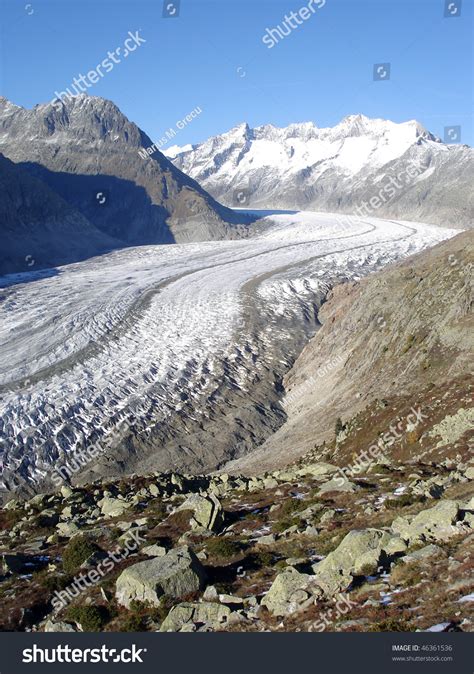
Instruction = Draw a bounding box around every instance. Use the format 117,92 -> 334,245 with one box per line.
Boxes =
171,114 -> 441,186
169,113 -> 473,227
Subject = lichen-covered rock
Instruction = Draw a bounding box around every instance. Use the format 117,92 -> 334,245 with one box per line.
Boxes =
141,544 -> 167,557
318,476 -> 358,494
391,500 -> 460,544
97,496 -> 131,518
44,620 -> 76,633
160,602 -> 231,632
115,546 -> 206,609
401,544 -> 445,564
177,493 -> 223,532
261,567 -> 322,616
56,522 -> 80,538
311,529 -> 399,596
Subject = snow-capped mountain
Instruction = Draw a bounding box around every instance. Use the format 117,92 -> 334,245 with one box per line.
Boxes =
167,115 -> 474,228
0,95 -> 250,274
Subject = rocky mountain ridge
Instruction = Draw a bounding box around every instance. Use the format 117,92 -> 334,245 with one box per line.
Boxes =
0,95 -> 250,275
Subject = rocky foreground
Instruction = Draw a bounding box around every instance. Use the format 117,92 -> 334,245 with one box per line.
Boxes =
1,406 -> 472,632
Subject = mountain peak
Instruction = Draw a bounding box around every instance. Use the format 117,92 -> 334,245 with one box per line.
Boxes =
340,113 -> 370,124
168,113 -> 473,226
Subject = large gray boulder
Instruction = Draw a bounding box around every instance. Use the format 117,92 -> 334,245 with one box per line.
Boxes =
318,476 -> 358,495
160,602 -> 231,632
115,546 -> 206,609
311,529 -> 405,596
391,500 -> 460,544
56,522 -> 80,538
261,567 -> 322,616
177,493 -> 223,532
97,496 -> 131,519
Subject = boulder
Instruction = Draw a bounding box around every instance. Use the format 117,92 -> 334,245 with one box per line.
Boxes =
160,602 -> 230,632
391,500 -> 460,544
202,585 -> 219,602
261,567 -> 322,616
115,546 -> 206,609
401,544 -> 445,563
149,484 -> 160,497
320,509 -> 336,524
141,544 -> 167,558
97,496 -> 131,518
298,504 -> 324,522
56,522 -> 80,538
177,493 -> 223,532
28,494 -> 49,509
44,620 -> 76,633
318,476 -> 358,495
218,594 -> 244,607
311,529 -> 401,596
256,534 -> 276,546
462,512 -> 474,528
262,477 -> 279,490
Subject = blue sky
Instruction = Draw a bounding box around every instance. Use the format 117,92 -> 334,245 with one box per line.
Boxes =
1,0 -> 473,146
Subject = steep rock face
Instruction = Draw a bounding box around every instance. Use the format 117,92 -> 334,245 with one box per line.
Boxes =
226,231 -> 473,474
168,115 -> 474,228
0,154 -> 120,275
0,95 -> 248,259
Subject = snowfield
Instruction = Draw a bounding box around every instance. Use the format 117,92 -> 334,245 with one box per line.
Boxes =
0,212 -> 459,490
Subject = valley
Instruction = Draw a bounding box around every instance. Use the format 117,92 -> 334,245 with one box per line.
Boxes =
0,211 -> 458,499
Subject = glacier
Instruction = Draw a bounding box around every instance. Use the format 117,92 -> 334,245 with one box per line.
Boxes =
0,212 -> 459,494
